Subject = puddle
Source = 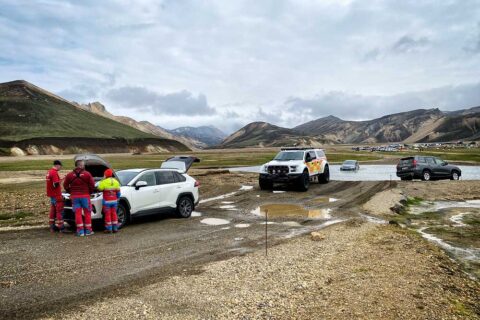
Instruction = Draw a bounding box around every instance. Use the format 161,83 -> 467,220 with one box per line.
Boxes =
234,237 -> 244,241
407,200 -> 480,279
200,186 -> 254,204
449,212 -> 469,227
282,221 -> 302,227
221,226 -> 231,230
221,201 -> 234,204
200,192 -> 238,204
200,218 -> 230,226
251,204 -> 332,219
219,205 -> 236,209
273,191 -> 286,194
191,211 -> 202,217
283,219 -> 345,239
360,213 -> 388,224
308,197 -> 339,204
234,223 -> 250,228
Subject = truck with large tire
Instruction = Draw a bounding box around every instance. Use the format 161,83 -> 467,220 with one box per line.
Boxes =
259,147 -> 330,191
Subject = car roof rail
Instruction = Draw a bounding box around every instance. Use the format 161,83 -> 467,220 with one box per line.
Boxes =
280,146 -> 316,151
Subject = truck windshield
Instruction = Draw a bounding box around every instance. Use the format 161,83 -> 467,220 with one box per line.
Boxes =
116,170 -> 139,185
274,151 -> 304,161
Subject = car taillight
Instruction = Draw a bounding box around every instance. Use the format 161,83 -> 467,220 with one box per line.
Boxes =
412,160 -> 417,167
194,180 -> 200,187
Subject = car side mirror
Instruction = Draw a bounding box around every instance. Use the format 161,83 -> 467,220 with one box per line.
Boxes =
135,181 -> 148,190
305,156 -> 311,162
442,161 -> 448,166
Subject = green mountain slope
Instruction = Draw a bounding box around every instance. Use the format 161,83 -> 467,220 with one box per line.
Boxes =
0,80 -> 157,141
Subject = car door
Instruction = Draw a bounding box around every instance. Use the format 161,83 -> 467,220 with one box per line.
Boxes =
434,158 -> 450,177
131,171 -> 160,213
155,171 -> 179,208
307,151 -> 319,175
425,157 -> 440,177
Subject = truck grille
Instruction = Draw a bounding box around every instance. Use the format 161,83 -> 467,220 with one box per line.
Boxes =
268,165 -> 289,175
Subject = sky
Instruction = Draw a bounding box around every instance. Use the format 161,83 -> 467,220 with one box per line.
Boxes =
1,0 -> 479,134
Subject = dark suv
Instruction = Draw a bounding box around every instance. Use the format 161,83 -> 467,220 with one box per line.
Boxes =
396,156 -> 461,181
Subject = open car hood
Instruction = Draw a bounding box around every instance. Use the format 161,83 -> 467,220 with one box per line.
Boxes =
161,156 -> 200,173
74,154 -> 116,181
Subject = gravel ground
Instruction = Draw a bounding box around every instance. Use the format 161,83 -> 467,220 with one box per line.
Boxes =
44,222 -> 480,320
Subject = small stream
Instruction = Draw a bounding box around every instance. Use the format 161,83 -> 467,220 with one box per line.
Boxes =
408,201 -> 480,279
230,165 -> 480,181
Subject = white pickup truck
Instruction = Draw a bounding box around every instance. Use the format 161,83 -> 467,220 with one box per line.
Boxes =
259,147 -> 330,191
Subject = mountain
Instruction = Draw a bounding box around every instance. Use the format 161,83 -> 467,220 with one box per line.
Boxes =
169,126 -> 227,147
0,80 -> 189,155
293,108 -> 480,144
218,122 -> 331,148
77,101 -> 201,149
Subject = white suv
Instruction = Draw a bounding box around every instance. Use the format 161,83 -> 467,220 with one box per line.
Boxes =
259,147 -> 329,191
62,154 -> 200,228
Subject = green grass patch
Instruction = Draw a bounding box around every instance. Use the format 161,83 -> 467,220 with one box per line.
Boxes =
0,211 -> 34,221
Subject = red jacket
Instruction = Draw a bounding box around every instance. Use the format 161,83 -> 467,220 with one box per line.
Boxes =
46,168 -> 62,197
63,168 -> 95,197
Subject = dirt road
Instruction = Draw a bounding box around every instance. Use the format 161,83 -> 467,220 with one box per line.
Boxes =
0,172 -> 479,319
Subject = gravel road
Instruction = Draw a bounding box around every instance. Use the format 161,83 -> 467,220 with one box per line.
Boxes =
1,172 -> 479,319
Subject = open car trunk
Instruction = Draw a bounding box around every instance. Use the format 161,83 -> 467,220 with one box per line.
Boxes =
74,154 -> 116,181
161,156 -> 200,173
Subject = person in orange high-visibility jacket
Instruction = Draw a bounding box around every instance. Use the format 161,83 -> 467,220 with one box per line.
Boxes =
98,169 -> 121,233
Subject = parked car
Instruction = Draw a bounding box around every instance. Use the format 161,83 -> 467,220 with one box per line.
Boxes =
62,154 -> 200,228
396,156 -> 461,181
340,160 -> 359,171
259,147 -> 330,191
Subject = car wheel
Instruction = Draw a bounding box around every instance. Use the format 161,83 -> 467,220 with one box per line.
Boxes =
319,165 -> 330,184
450,170 -> 460,180
297,170 -> 310,191
421,170 -> 431,181
177,196 -> 193,218
116,202 -> 129,229
259,178 -> 273,190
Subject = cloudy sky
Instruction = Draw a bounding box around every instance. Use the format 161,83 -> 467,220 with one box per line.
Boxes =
1,0 -> 479,133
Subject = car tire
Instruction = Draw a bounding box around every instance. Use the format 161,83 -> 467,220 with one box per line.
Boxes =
116,202 -> 129,229
421,170 -> 432,181
297,170 -> 310,191
259,178 -> 273,190
450,170 -> 460,180
177,196 -> 193,218
318,165 -> 330,184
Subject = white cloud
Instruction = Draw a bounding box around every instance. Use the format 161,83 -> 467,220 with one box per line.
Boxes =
0,0 -> 479,133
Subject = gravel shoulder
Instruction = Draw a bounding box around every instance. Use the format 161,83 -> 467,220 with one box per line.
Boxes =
44,222 -> 480,320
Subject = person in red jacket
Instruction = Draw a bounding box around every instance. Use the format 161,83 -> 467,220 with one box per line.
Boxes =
63,160 -> 95,237
46,160 -> 65,232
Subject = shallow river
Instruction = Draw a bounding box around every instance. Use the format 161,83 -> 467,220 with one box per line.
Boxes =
230,165 -> 480,181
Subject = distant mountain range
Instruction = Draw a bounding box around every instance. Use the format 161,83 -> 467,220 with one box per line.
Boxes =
1,80 -> 479,154
168,126 -> 227,147
220,107 -> 480,148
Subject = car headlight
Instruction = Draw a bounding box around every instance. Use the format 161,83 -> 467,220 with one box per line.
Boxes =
290,165 -> 298,172
262,165 -> 268,173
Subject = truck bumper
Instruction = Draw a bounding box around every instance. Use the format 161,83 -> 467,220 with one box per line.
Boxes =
259,173 -> 303,183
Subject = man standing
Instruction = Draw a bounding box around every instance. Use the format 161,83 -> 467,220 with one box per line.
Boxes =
63,160 -> 95,237
98,169 -> 121,233
46,160 -> 64,232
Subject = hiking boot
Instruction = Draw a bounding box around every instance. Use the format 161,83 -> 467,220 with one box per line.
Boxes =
50,224 -> 58,233
76,230 -> 85,237
85,230 -> 94,236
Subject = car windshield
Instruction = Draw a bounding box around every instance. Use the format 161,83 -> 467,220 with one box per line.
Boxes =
116,170 -> 139,185
274,151 -> 304,161
343,160 -> 356,165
